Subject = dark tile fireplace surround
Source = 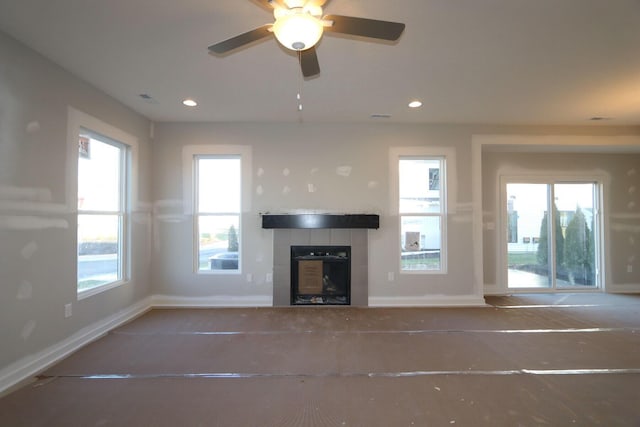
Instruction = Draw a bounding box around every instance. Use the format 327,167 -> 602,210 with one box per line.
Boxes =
263,214 -> 379,307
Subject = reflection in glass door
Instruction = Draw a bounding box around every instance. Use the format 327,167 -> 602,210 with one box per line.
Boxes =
506,181 -> 599,290
555,183 -> 597,288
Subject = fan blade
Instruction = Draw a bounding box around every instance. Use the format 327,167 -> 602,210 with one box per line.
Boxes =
208,25 -> 273,54
299,47 -> 320,77
324,15 -> 405,41
250,0 -> 275,10
250,0 -> 289,10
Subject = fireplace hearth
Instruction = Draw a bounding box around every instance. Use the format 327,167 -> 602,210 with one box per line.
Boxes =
291,246 -> 350,305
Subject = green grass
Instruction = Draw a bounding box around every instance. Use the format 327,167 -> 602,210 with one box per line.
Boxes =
508,252 -> 538,266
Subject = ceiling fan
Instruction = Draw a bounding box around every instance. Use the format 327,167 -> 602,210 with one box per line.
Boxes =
208,0 -> 405,77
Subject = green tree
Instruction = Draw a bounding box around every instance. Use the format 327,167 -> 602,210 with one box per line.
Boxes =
564,206 -> 593,285
537,211 -> 549,266
227,225 -> 239,252
536,204 -> 564,268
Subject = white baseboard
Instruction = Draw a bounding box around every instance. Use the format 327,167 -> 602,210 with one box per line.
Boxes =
151,294 -> 273,308
369,294 -> 487,307
483,283 -> 507,295
0,296 -> 152,395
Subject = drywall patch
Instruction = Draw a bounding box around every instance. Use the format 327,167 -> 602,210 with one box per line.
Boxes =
368,181 -> 379,189
26,121 -> 41,134
307,183 -> 317,193
629,201 -> 636,210
257,167 -> 265,177
0,185 -> 52,202
310,168 -> 319,175
629,186 -> 636,195
21,320 -> 36,341
21,241 -> 38,259
627,168 -> 637,177
451,214 -> 473,223
282,168 -> 290,177
0,216 -> 68,230
153,199 -> 186,223
256,185 -> 264,196
336,166 -> 352,177
282,186 -> 291,195
16,280 -> 33,300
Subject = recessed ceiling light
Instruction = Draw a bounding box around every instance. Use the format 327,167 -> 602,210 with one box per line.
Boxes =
183,98 -> 198,107
408,100 -> 423,108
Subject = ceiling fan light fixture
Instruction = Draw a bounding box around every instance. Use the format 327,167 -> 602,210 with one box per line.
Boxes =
273,9 -> 324,51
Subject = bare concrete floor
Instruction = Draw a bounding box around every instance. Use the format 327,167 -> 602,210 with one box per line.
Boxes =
1,293 -> 639,426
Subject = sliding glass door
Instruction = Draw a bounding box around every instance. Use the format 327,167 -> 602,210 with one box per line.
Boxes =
505,181 -> 600,290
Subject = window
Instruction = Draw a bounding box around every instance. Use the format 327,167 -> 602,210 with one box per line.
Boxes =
504,180 -> 600,290
77,128 -> 129,293
195,156 -> 241,273
399,157 -> 446,272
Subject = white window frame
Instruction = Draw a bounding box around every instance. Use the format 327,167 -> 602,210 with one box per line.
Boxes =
499,174 -> 604,292
390,147 -> 456,276
194,155 -> 242,274
67,107 -> 137,299
183,145 -> 252,275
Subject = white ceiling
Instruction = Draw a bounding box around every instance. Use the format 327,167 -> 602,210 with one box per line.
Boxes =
1,0 -> 639,125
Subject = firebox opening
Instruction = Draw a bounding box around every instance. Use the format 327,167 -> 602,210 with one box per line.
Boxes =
291,245 -> 351,305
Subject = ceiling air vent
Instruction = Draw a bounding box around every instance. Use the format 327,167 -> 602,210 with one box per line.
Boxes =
138,93 -> 158,104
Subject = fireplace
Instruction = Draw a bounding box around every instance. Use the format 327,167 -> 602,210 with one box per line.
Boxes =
264,213 -> 379,307
291,246 -> 350,305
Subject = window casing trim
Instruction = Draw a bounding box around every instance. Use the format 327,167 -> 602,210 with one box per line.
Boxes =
183,145 -> 252,275
390,147 -> 457,275
67,107 -> 138,298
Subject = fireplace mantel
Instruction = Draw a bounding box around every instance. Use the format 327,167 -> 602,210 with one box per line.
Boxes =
261,214 -> 379,230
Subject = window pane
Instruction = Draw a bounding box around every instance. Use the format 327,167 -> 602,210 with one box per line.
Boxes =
506,184 -> 552,288
78,214 -> 120,290
198,215 -> 240,271
555,183 -> 597,288
401,216 -> 441,271
78,134 -> 121,211
399,159 -> 441,213
198,157 -> 240,213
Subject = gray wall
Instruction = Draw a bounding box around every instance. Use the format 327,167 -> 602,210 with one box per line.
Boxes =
482,150 -> 640,292
152,124 -> 640,303
0,32 -> 152,371
151,123 -> 477,303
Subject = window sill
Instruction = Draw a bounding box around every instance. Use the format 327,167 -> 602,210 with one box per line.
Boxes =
400,269 -> 448,275
196,270 -> 241,275
78,279 -> 128,300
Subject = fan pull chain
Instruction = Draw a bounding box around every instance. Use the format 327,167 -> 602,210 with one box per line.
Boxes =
297,50 -> 305,121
